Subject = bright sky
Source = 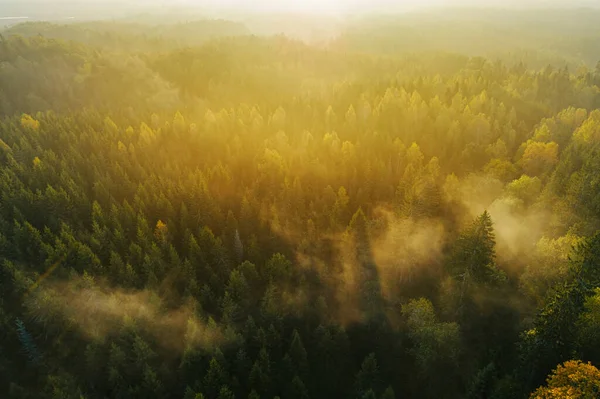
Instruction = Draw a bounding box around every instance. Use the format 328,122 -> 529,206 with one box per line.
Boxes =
4,0 -> 596,18
173,0 -> 596,14
176,0 -> 453,14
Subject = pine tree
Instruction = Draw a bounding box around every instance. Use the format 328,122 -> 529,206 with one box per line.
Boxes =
204,357 -> 229,399
518,234 -> 600,393
380,386 -> 395,399
249,347 -> 271,396
15,318 -> 41,365
362,389 -> 377,399
288,330 -> 308,377
448,210 -> 506,307
217,386 -> 235,399
234,229 -> 244,264
355,353 -> 380,397
290,375 -> 310,399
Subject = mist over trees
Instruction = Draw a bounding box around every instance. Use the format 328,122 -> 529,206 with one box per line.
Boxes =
1,4 -> 600,399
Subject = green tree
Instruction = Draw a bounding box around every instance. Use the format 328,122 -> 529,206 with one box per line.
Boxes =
249,347 -> 271,396
217,386 -> 236,399
446,211 -> 506,315
287,330 -> 308,378
402,299 -> 460,375
519,234 -> 600,393
381,386 -> 395,399
355,353 -> 381,397
289,376 -> 309,399
204,357 -> 229,399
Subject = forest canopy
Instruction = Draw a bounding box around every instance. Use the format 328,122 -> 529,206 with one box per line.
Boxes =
1,4 -> 600,399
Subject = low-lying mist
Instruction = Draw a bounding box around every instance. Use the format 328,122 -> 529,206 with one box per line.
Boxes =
24,276 -> 228,353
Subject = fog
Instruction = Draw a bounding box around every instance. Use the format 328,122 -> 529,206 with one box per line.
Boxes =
1,0 -> 598,20
24,276 -> 230,353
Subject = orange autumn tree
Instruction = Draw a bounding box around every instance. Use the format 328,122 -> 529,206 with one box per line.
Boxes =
530,360 -> 600,398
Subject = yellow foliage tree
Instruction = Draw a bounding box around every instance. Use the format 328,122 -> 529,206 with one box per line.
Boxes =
103,116 -> 118,134
520,140 -> 559,177
20,114 -> 40,131
530,360 -> 600,399
139,122 -> 155,145
173,111 -> 186,132
154,220 -> 168,242
573,110 -> 600,144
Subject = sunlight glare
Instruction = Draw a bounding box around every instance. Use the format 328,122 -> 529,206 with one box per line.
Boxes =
182,0 -> 447,14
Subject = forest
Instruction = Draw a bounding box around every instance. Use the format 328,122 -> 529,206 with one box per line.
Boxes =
1,6 -> 600,399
